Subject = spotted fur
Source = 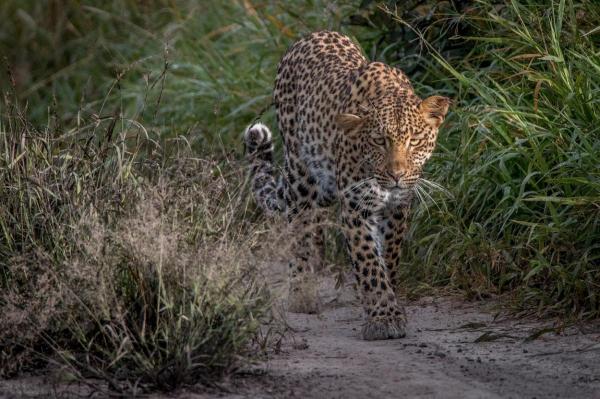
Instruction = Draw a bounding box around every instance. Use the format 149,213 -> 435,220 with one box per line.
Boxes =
244,31 -> 449,340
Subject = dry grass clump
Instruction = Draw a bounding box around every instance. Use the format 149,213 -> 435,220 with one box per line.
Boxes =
55,187 -> 270,393
0,95 -> 272,394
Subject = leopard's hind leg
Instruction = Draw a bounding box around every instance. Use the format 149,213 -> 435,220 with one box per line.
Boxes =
284,168 -> 326,314
244,122 -> 325,313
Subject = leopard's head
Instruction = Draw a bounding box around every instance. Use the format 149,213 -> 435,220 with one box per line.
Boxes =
336,92 -> 450,198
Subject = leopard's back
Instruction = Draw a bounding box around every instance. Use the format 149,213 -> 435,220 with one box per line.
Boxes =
273,31 -> 366,113
273,31 -> 367,204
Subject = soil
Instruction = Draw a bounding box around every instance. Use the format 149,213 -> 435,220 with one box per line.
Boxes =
2,272 -> 600,398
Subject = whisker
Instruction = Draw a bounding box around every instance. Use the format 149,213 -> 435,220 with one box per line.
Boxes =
413,184 -> 430,219
417,177 -> 453,198
341,177 -> 375,195
417,183 -> 443,212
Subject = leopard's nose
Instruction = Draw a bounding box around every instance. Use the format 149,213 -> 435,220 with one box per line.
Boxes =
388,170 -> 404,184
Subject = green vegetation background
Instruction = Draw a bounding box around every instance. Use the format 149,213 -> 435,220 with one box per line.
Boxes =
1,0 -> 599,391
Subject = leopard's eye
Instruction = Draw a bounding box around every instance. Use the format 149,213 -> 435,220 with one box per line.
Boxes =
373,137 -> 386,146
410,132 -> 427,147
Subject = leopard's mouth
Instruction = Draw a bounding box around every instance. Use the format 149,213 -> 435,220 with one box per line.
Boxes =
383,181 -> 413,192
367,178 -> 414,205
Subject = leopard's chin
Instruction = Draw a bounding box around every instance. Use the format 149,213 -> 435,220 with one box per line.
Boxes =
383,186 -> 412,206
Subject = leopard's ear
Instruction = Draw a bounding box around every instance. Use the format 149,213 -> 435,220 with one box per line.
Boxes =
419,96 -> 450,128
335,113 -> 363,131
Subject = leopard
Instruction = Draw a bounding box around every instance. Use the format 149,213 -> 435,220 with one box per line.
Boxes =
243,31 -> 449,340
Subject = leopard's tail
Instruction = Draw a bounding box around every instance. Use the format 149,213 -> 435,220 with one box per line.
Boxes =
244,123 -> 286,215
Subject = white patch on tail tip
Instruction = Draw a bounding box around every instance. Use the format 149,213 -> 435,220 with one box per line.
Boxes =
244,123 -> 272,146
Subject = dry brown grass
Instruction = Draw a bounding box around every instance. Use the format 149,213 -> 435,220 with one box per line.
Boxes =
0,95 -> 277,394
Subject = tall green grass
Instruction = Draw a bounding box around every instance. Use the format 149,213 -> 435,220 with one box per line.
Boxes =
392,0 -> 600,317
0,0 -> 359,147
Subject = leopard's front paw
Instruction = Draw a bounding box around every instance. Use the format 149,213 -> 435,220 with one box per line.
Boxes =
361,315 -> 407,340
288,279 -> 321,314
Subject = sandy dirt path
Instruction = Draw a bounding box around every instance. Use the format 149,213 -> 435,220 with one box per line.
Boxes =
2,273 -> 600,398
190,272 -> 600,399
